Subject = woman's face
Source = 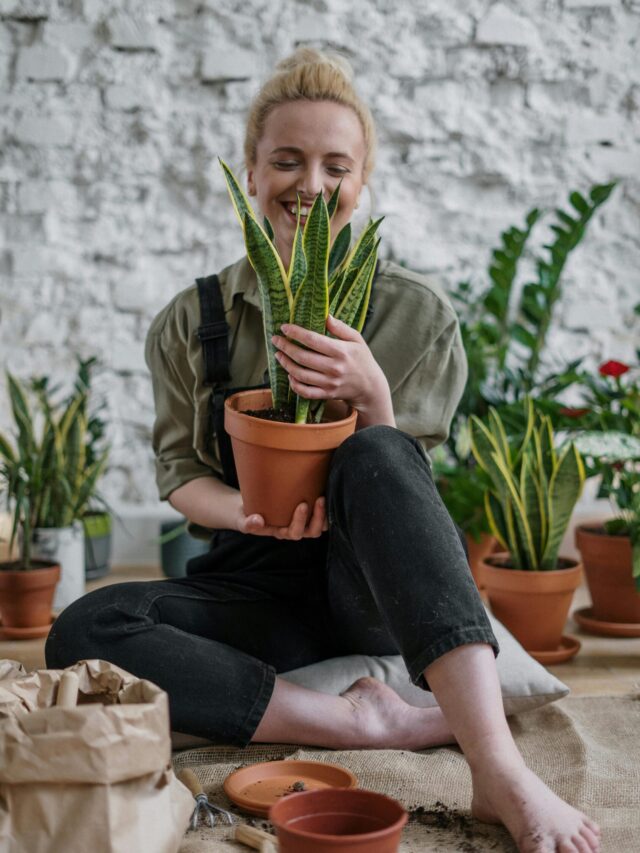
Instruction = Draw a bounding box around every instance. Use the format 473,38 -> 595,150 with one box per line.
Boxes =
247,100 -> 367,268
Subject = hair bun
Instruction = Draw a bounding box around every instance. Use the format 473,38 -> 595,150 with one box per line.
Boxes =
275,47 -> 354,83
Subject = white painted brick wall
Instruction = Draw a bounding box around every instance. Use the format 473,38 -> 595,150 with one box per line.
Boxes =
0,0 -> 639,510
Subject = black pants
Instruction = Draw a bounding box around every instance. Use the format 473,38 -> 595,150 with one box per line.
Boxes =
45,426 -> 498,746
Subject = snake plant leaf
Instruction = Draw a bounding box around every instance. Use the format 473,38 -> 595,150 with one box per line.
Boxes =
512,397 -> 535,468
263,216 -> 275,243
491,450 -> 535,570
7,374 -> 35,457
540,442 -> 585,570
353,243 -> 379,333
292,191 -> 330,424
539,414 -> 557,482
219,157 -> 259,231
243,212 -> 291,410
329,217 -> 383,315
485,491 -> 509,551
328,223 -> 351,278
488,407 -> 511,468
335,239 -> 378,328
327,179 -> 342,219
287,197 -> 307,301
520,451 -> 546,562
0,431 -> 15,463
470,415 -> 510,505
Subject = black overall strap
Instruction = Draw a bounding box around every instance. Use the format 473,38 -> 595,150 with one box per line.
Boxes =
195,275 -> 239,488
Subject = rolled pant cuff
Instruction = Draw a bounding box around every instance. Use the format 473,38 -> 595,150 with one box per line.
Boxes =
234,663 -> 277,747
408,627 -> 500,691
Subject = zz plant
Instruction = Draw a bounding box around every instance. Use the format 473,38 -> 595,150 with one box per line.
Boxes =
469,399 -> 585,571
0,373 -> 108,569
220,159 -> 382,424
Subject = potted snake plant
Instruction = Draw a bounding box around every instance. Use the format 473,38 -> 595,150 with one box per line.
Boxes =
469,398 -> 585,658
0,373 -> 108,635
219,160 -> 382,525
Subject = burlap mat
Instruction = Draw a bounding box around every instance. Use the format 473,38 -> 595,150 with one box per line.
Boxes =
173,694 -> 640,852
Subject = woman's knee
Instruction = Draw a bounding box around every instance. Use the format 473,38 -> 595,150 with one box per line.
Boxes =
330,425 -> 426,487
45,582 -> 147,669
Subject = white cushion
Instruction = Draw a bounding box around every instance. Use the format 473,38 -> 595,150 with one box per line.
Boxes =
281,609 -> 569,715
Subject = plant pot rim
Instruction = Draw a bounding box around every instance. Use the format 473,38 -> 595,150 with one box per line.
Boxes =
270,788 -> 407,842
225,388 -> 356,429
576,523 -> 630,540
483,552 -> 581,573
0,559 -> 60,573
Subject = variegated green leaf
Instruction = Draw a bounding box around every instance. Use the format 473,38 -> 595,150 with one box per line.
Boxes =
491,450 -> 535,570
488,406 -> 511,467
263,216 -> 275,243
485,491 -> 509,551
470,415 -> 510,505
328,223 -> 351,278
335,240 -> 378,329
219,157 -> 259,231
287,197 -> 307,300
327,180 -> 342,219
244,213 -> 291,410
0,430 -> 15,463
329,218 -> 383,314
7,374 -> 34,456
541,442 -> 585,569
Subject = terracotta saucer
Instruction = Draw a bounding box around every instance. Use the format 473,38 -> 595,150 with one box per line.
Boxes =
223,760 -> 357,817
0,614 -> 55,641
528,635 -> 581,665
574,606 -> 640,638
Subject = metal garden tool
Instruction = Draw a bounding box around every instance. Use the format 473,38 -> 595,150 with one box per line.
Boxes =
177,768 -> 236,830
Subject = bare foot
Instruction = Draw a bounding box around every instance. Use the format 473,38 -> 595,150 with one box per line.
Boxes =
471,754 -> 601,852
339,676 -> 455,750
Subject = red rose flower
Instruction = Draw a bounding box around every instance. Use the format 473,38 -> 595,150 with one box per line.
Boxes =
599,360 -> 629,377
559,407 -> 590,418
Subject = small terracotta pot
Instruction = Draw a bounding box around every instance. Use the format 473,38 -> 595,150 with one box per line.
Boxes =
481,553 -> 582,651
465,532 -> 496,590
225,389 -> 357,527
270,788 -> 408,853
0,561 -> 60,635
575,525 -> 640,624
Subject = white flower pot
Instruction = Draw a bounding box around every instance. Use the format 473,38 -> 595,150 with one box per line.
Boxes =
31,522 -> 85,611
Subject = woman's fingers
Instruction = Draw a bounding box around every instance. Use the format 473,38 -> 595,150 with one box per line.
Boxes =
304,497 -> 326,538
242,500 -> 327,540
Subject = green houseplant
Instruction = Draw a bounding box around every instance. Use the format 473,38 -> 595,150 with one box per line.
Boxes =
469,399 -> 586,657
436,183 -> 616,567
565,359 -> 640,629
0,373 -> 108,632
219,160 -> 382,525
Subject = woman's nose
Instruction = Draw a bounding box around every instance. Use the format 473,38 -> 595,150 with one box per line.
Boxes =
296,164 -> 324,199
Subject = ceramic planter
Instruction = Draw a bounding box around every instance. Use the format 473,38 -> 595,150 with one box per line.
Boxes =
481,553 -> 582,652
270,788 -> 408,853
31,522 -> 85,611
160,520 -> 209,578
225,388 -> 357,527
464,532 -> 497,590
575,524 -> 640,624
83,511 -> 112,580
0,561 -> 60,638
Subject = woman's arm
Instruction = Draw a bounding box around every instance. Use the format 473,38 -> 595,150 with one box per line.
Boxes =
168,476 -> 244,530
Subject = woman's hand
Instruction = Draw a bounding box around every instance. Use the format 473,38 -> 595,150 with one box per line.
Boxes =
235,496 -> 328,540
271,314 -> 395,428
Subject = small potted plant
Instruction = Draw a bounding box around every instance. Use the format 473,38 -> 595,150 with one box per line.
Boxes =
469,398 -> 585,660
0,372 -> 108,631
565,359 -> 640,631
219,160 -> 382,525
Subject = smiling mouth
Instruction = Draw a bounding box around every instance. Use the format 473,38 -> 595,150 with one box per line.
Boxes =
281,202 -> 310,226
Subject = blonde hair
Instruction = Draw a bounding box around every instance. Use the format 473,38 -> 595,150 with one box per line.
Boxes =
244,48 -> 377,182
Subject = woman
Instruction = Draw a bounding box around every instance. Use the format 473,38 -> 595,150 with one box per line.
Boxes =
46,49 -> 600,853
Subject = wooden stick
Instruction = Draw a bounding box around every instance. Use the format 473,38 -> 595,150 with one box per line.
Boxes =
235,824 -> 278,850
55,671 -> 79,708
177,768 -> 205,798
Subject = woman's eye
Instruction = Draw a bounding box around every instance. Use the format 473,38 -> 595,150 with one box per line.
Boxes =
274,161 -> 298,169
328,166 -> 349,175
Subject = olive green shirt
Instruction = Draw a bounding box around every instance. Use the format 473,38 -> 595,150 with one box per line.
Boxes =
145,256 -> 468,502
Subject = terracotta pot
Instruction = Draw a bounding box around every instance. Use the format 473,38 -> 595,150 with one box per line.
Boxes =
575,525 -> 640,624
225,389 -> 357,527
481,553 -> 582,651
0,561 -> 60,636
465,532 -> 496,590
270,788 -> 408,853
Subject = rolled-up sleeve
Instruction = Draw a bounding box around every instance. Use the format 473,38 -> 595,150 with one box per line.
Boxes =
145,320 -> 221,501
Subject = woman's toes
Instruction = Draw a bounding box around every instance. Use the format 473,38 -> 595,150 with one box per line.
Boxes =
579,825 -> 600,851
584,818 -> 601,837
571,834 -> 593,853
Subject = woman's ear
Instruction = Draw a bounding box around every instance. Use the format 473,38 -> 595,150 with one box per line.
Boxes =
247,168 -> 256,197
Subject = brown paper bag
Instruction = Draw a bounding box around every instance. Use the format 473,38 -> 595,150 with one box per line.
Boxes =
0,659 -> 194,853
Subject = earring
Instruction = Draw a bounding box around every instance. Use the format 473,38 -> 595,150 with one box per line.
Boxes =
354,198 -> 360,209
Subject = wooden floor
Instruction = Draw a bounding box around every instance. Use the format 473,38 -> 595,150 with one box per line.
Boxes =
1,565 -> 639,696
